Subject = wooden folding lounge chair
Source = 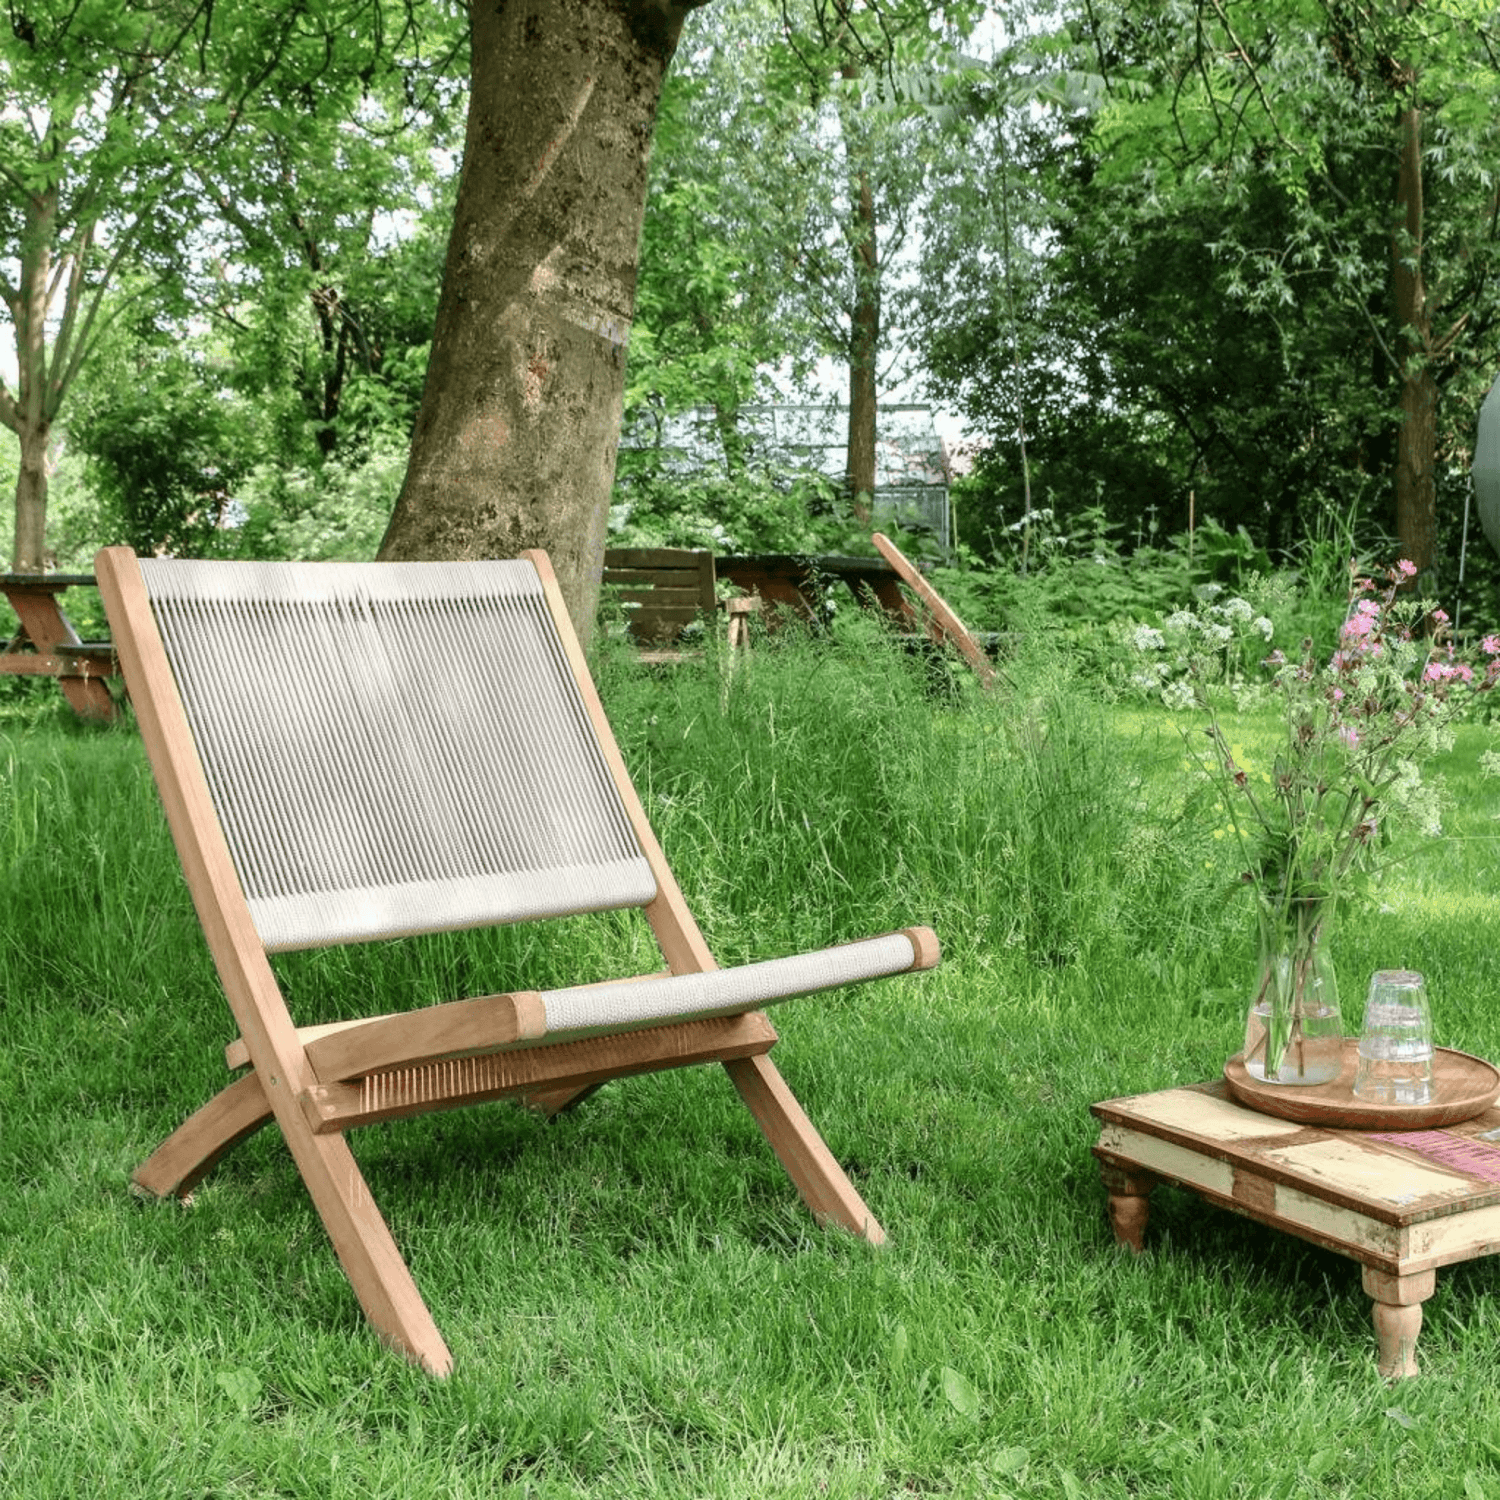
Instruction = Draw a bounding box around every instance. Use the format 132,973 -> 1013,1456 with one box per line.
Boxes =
871,533 -> 997,690
95,546 -> 939,1376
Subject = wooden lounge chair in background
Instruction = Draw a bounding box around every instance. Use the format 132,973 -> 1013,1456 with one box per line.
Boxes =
871,532 -> 997,689
95,546 -> 939,1376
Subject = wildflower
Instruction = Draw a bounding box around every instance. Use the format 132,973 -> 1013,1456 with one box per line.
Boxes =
1397,559 -> 1418,578
1131,624 -> 1165,652
1482,636 -> 1499,656
1254,617 -> 1274,641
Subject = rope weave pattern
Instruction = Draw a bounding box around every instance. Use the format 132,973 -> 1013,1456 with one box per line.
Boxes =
139,558 -> 656,950
542,931 -> 920,1035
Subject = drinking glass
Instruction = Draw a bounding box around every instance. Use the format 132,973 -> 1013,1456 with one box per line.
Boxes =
1353,970 -> 1434,1106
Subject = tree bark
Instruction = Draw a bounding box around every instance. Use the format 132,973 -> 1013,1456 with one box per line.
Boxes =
13,424 -> 51,574
839,56 -> 878,524
5,186 -> 58,574
846,162 -> 879,524
1392,100 -> 1436,577
379,0 -> 703,639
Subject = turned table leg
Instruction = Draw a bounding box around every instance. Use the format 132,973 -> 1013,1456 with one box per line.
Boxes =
1099,1164 -> 1158,1254
1362,1266 -> 1436,1379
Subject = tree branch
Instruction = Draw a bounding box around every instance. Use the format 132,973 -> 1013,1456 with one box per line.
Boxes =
1203,0 -> 1297,155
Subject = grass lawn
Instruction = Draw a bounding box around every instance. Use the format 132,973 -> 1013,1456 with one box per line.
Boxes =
2,629 -> 1499,1499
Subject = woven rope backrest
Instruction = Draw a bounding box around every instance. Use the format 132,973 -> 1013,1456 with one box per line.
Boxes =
138,558 -> 656,951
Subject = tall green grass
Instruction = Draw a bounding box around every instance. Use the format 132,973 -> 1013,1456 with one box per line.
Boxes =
2,621 -> 1500,1498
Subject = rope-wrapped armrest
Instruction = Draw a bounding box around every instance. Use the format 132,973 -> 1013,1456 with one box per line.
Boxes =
541,926 -> 939,1038
241,927 -> 941,1083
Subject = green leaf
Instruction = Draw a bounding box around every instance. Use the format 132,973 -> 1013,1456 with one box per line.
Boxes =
215,1366 -> 262,1418
889,1322 -> 910,1368
1304,1449 -> 1338,1479
991,1446 -> 1029,1476
940,1364 -> 980,1417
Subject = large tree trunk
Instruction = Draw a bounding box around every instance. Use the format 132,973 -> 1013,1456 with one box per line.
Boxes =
846,163 -> 879,524
6,188 -> 57,574
380,0 -> 701,639
13,424 -> 51,574
1392,100 -> 1436,576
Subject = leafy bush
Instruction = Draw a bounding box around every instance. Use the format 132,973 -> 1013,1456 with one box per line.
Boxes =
231,433 -> 406,561
609,459 -> 872,557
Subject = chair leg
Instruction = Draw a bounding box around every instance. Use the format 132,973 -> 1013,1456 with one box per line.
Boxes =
723,1054 -> 885,1246
517,1082 -> 606,1117
133,1071 -> 275,1199
135,1071 -> 453,1376
285,1127 -> 454,1377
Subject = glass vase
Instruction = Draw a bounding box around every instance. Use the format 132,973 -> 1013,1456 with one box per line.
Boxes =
1242,900 -> 1343,1085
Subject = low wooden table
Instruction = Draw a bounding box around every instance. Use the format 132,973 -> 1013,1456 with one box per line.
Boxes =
1092,1080 -> 1500,1377
1,572 -> 120,722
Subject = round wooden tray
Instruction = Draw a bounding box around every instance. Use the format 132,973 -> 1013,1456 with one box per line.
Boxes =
1223,1042 -> 1500,1130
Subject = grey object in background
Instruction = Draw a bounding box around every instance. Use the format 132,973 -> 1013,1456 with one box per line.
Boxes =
1472,375 -> 1500,556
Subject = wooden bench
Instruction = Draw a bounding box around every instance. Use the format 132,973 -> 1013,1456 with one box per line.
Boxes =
1,573 -> 122,722
602,547 -> 717,650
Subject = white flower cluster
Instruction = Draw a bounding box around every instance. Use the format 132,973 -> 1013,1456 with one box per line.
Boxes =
1387,758 -> 1443,839
1125,595 -> 1272,708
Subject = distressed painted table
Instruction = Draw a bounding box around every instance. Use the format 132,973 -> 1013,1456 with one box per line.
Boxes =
1092,1080 -> 1500,1377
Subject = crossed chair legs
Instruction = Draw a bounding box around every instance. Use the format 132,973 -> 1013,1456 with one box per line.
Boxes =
133,1012 -> 883,1374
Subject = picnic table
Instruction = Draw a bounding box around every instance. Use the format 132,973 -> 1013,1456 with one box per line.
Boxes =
1,573 -> 121,722
714,553 -> 919,630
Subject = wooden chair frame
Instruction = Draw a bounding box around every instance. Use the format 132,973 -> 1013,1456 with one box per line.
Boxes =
96,546 -> 937,1375
871,533 -> 997,689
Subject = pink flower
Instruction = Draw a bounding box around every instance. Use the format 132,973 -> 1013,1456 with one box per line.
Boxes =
1331,688 -> 1345,702
1342,613 -> 1376,640
1482,635 -> 1500,656
1339,725 -> 1361,748
1356,599 -> 1380,616
1431,608 -> 1450,625
1397,560 -> 1418,578
1423,662 -> 1455,683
